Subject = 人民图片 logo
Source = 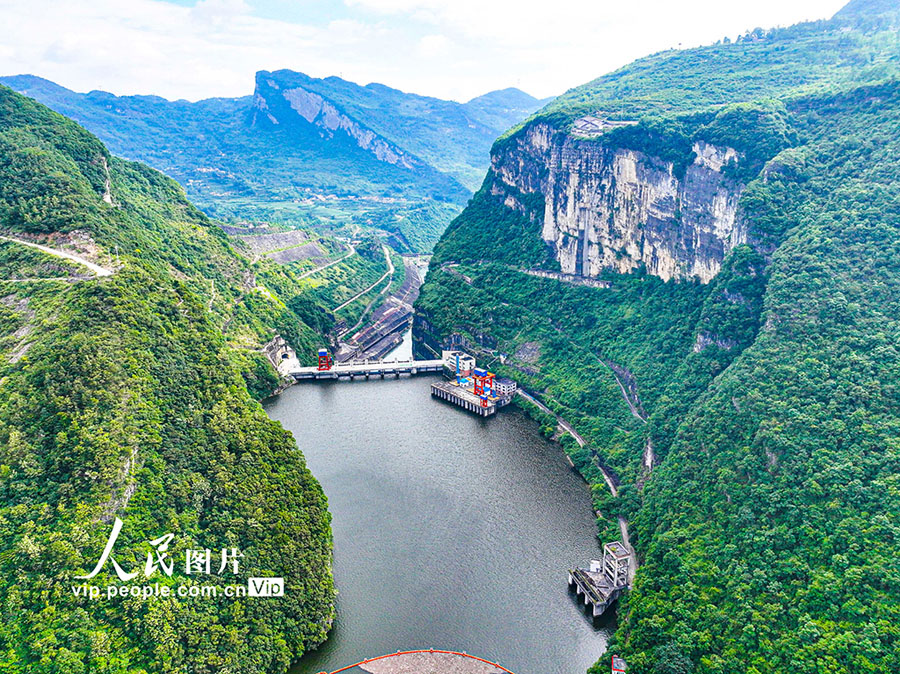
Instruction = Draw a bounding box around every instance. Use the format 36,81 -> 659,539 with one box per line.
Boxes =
71,517 -> 283,601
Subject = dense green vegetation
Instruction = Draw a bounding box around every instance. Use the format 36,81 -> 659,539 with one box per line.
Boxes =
0,71 -> 549,253
512,5 -> 900,132
357,200 -> 463,253
598,101 -> 796,182
0,85 -> 336,672
416,3 -> 900,672
617,78 -> 900,674
432,176 -> 552,269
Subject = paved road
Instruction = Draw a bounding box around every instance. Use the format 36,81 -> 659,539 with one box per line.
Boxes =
0,235 -> 113,277
296,243 -> 356,279
334,245 -> 394,312
517,388 -> 637,583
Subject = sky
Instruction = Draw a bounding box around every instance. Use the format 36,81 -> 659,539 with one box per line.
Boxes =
0,0 -> 849,103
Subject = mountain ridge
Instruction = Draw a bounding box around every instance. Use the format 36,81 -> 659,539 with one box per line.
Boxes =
0,71 -> 550,252
0,83 -> 338,672
512,0 -> 900,134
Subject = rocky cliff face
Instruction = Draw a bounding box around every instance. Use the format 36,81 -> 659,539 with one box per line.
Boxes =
490,123 -> 749,283
252,74 -> 417,170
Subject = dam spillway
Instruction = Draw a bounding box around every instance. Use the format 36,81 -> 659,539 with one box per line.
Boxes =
289,359 -> 444,380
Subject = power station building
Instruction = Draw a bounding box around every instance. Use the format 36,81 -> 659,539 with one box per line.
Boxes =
494,377 -> 517,396
442,350 -> 475,377
434,350 -> 517,416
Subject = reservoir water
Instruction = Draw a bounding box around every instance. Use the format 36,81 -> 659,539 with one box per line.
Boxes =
264,375 -> 612,674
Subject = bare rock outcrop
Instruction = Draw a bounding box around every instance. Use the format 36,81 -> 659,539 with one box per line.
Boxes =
491,124 -> 750,283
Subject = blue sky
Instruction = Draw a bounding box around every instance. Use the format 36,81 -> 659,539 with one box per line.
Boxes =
0,0 -> 849,102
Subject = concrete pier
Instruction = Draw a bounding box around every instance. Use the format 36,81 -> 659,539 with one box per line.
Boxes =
568,541 -> 631,617
568,567 -> 625,617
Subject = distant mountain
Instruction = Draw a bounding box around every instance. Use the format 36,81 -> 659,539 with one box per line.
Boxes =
0,72 -> 551,251
834,0 -> 900,21
252,70 -> 552,190
463,87 -> 554,132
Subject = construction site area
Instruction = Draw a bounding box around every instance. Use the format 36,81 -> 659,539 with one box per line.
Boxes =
335,256 -> 426,362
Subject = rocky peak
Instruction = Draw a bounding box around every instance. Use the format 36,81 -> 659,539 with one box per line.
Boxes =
250,71 -> 418,170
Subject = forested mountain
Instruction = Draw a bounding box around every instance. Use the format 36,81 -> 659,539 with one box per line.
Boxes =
414,1 -> 900,672
251,70 -> 552,191
0,72 -> 550,252
0,85 -> 336,672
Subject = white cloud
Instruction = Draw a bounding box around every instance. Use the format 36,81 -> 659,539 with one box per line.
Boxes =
0,0 -> 849,102
190,0 -> 250,25
417,34 -> 451,59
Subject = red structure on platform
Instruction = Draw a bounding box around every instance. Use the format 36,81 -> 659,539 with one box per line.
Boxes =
317,348 -> 333,371
472,367 -> 495,407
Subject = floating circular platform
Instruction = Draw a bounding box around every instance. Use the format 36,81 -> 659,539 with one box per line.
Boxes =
323,650 -> 515,674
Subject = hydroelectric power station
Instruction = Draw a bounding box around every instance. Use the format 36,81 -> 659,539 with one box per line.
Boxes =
286,348 -> 517,418
430,350 -> 517,417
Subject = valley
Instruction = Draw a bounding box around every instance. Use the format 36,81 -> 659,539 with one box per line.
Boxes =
1,1 -> 899,673
1,71 -> 550,254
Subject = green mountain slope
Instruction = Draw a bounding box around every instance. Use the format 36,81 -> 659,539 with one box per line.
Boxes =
0,85 -> 336,673
255,70 -> 552,190
521,2 -> 900,129
415,2 -> 900,672
0,71 -> 550,253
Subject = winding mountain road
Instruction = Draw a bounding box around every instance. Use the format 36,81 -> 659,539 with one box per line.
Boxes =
296,243 -> 356,279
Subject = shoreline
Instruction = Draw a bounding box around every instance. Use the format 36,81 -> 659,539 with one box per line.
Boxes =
514,389 -> 637,585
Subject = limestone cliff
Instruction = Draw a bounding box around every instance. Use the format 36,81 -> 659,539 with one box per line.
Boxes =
251,74 -> 418,170
489,123 -> 749,283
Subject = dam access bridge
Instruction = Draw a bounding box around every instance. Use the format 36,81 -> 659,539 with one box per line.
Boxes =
287,357 -> 444,381
281,349 -> 516,417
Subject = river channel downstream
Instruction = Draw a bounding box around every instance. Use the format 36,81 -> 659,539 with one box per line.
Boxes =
264,367 -> 612,674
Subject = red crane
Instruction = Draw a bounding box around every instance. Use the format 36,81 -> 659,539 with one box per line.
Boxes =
472,367 -> 495,407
